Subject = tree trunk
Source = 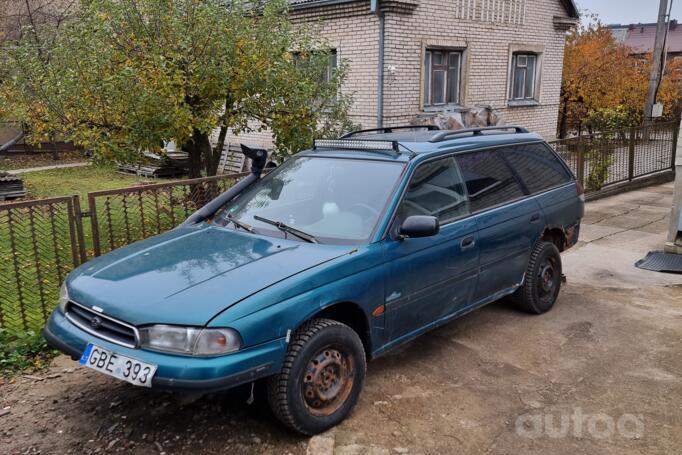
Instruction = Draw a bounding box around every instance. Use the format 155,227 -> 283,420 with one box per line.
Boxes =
183,128 -> 213,178
211,124 -> 228,175
50,136 -> 59,161
207,97 -> 233,177
558,95 -> 569,139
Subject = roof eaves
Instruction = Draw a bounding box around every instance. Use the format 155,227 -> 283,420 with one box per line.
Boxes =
560,0 -> 579,19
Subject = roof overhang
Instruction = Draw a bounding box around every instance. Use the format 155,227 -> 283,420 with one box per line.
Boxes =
560,0 -> 580,19
291,0 -> 580,18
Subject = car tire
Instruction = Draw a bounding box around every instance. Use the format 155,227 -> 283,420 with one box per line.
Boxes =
513,241 -> 563,314
266,318 -> 366,435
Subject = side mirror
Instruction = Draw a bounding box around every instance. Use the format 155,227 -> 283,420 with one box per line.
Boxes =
399,215 -> 440,239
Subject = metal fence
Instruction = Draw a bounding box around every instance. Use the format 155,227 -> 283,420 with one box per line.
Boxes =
0,123 -> 679,337
0,196 -> 83,335
548,121 -> 678,192
0,173 -> 243,337
87,173 -> 244,256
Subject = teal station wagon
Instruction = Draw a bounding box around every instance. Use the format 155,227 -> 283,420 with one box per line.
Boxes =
44,125 -> 584,434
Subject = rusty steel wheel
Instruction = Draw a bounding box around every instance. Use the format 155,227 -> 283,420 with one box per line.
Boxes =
267,318 -> 366,435
302,346 -> 355,417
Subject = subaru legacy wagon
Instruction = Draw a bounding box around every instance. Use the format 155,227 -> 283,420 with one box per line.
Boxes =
44,125 -> 584,434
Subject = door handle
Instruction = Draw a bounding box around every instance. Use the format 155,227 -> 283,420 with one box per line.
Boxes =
530,213 -> 540,223
460,236 -> 475,250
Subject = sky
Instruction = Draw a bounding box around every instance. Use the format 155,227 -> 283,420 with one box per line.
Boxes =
576,0 -> 682,25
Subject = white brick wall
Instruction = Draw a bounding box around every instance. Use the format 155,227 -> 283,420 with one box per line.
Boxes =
224,0 -> 571,151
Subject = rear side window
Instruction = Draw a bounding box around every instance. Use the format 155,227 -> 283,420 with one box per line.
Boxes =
455,150 -> 525,212
398,156 -> 470,223
501,143 -> 572,194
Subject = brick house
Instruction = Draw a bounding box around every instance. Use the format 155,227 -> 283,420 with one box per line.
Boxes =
219,0 -> 579,171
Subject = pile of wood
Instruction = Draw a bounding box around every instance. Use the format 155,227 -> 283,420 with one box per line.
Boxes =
117,150 -> 189,178
0,172 -> 26,200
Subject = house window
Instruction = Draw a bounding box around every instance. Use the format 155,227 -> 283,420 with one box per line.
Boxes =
509,53 -> 537,101
294,49 -> 337,83
323,50 -> 338,83
423,49 -> 462,107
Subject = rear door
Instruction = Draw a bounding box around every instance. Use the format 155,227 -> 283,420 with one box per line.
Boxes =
455,148 -> 542,303
383,156 -> 479,342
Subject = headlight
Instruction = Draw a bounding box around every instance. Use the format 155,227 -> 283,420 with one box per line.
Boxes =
138,325 -> 241,356
58,282 -> 69,313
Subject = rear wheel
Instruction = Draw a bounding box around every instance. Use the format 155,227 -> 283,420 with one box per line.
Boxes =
513,241 -> 562,314
267,318 -> 366,435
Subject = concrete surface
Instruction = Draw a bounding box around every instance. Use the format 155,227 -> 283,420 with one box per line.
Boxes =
1,183 -> 681,455
8,162 -> 91,174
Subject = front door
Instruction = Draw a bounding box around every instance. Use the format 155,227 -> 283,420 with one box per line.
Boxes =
383,156 -> 479,343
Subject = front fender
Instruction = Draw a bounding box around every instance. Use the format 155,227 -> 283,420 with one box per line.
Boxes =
208,243 -> 388,355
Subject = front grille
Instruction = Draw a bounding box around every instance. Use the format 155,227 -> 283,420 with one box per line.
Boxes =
65,302 -> 139,348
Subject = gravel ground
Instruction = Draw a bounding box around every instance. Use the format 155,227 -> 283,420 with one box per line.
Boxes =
1,183 -> 681,455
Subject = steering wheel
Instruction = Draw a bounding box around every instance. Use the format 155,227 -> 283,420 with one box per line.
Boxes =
348,203 -> 380,219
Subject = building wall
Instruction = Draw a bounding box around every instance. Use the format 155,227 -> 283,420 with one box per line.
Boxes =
223,0 -> 571,154
381,0 -> 569,139
222,2 -> 378,151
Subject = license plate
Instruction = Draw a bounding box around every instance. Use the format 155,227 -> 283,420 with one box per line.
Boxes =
79,344 -> 157,388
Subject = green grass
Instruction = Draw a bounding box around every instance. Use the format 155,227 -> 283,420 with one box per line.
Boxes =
0,165 -> 203,375
1,166 -> 236,345
0,329 -> 59,378
22,164 -> 154,201
0,165 -> 155,343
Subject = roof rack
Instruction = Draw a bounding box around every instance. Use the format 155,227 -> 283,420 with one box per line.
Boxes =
429,125 -> 529,143
341,125 -> 440,139
313,138 -> 401,155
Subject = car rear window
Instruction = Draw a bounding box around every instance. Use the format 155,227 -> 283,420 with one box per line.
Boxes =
455,150 -> 525,212
500,143 -> 572,194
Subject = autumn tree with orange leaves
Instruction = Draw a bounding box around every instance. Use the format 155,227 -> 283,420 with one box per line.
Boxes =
558,17 -> 682,138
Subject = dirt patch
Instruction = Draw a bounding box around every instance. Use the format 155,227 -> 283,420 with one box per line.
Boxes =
2,283 -> 680,455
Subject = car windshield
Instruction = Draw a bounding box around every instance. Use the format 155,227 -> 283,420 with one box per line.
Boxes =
213,156 -> 405,244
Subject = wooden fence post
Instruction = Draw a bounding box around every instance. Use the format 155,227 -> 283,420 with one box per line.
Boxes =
628,126 -> 636,181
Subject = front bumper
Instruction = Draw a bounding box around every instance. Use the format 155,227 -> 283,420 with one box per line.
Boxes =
43,310 -> 285,392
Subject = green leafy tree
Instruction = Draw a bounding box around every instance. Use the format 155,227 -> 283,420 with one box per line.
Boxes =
0,0 -> 354,177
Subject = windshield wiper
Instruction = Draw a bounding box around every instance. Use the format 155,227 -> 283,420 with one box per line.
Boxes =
253,215 -> 318,244
226,213 -> 254,232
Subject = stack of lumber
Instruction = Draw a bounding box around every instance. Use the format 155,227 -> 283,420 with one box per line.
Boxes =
0,172 -> 26,200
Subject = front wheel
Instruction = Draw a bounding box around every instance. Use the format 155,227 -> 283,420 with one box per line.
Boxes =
267,318 -> 366,435
513,241 -> 563,314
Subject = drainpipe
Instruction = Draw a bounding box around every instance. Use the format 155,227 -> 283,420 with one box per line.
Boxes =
372,0 -> 385,128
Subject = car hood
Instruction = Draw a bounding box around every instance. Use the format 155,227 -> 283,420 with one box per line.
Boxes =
67,224 -> 353,326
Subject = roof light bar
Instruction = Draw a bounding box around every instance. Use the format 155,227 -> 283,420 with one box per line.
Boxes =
314,139 -> 400,153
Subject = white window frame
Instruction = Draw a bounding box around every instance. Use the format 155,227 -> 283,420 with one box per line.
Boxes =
506,44 -> 544,106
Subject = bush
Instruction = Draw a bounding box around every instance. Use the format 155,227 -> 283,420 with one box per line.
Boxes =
0,329 -> 59,378
584,106 -> 634,134
585,150 -> 613,191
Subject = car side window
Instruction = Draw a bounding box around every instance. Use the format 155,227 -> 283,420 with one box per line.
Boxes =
500,143 -> 572,194
397,156 -> 470,224
455,150 -> 525,212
